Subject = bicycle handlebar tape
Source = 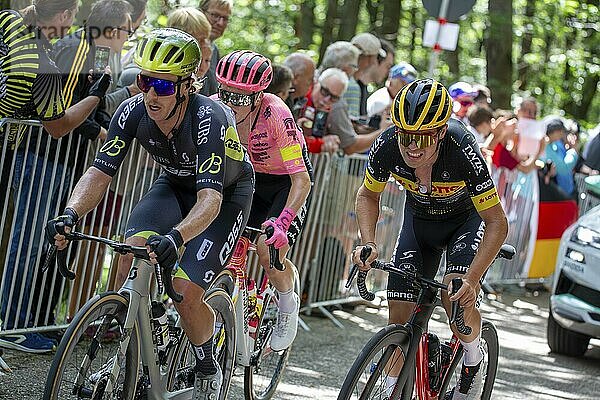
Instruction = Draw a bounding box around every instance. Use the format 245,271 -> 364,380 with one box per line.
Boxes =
265,222 -> 285,271
357,270 -> 376,301
450,278 -> 472,336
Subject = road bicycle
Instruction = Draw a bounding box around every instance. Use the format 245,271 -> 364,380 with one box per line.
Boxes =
338,244 -> 515,400
168,225 -> 297,400
42,230 -> 235,400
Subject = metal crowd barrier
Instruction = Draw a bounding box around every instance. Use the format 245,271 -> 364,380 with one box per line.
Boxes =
0,118 -> 406,336
575,172 -> 600,216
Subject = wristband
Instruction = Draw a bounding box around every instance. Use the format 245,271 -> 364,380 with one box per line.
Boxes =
306,136 -> 324,153
276,207 -> 297,231
363,241 -> 377,249
166,228 -> 184,248
63,207 -> 79,224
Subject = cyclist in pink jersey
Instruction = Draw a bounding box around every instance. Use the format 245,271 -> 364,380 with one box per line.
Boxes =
214,50 -> 313,351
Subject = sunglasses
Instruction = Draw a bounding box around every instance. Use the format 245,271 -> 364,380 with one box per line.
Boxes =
218,88 -> 258,107
396,127 -> 443,149
319,85 -> 340,102
137,74 -> 182,96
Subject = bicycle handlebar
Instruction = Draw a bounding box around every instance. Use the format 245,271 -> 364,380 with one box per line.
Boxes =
346,244 -> 516,333
43,231 -> 184,303
264,225 -> 285,271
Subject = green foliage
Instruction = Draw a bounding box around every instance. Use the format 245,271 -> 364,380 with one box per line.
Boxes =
142,0 -> 598,126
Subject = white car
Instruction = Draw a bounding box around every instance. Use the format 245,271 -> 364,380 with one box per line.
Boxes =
548,204 -> 600,356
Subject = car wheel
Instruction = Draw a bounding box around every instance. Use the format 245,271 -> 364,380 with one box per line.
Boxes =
547,310 -> 590,357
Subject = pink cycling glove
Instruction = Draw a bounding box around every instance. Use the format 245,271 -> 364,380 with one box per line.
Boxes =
264,207 -> 297,249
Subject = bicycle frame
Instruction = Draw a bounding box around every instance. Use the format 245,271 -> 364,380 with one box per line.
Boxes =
390,286 -> 463,400
225,235 -> 275,367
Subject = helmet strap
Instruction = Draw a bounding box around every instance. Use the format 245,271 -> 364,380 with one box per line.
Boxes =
166,77 -> 191,134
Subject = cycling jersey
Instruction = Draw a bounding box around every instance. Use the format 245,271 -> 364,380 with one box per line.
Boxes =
94,93 -> 251,193
0,10 -> 66,147
95,93 -> 254,289
364,118 -> 500,219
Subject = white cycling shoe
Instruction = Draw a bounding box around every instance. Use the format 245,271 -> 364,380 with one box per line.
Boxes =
270,292 -> 300,352
193,363 -> 222,400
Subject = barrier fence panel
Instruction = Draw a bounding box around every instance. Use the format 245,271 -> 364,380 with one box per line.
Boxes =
1,118 -> 407,336
575,173 -> 600,216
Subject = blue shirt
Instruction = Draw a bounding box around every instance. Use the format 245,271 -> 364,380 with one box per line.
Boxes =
543,140 -> 578,196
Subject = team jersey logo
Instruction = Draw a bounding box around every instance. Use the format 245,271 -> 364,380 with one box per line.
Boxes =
224,126 -> 244,161
198,153 -> 222,174
99,135 -> 126,157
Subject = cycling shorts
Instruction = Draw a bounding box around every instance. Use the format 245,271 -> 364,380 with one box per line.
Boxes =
387,207 -> 485,302
246,173 -> 307,247
125,170 -> 253,290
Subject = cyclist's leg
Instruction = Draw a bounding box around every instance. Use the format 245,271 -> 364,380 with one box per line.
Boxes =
175,175 -> 252,395
441,213 -> 487,399
115,176 -> 183,288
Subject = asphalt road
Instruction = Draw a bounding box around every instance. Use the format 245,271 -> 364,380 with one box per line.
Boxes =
1,290 -> 599,399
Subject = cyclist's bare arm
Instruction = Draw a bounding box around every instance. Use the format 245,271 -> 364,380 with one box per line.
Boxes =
43,96 -> 101,138
175,188 -> 222,243
66,167 -> 113,217
451,203 -> 508,307
353,184 -> 382,267
283,171 -> 311,213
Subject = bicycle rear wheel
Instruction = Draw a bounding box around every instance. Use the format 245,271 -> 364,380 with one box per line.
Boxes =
167,287 -> 236,400
439,320 -> 499,400
338,324 -> 412,400
43,292 -> 139,400
243,287 -> 291,400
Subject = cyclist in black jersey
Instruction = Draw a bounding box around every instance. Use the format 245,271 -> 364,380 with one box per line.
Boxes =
351,79 -> 508,400
47,29 -> 253,399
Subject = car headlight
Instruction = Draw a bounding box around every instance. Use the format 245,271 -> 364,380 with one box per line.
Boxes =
571,226 -> 600,249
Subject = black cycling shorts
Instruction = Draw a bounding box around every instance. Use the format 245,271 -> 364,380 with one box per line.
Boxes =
246,173 -> 307,247
388,208 -> 485,302
125,171 -> 253,290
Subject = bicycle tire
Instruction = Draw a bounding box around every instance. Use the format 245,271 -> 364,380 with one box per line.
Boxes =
43,292 -> 140,400
167,287 -> 236,400
338,324 -> 412,400
243,288 -> 291,400
439,320 -> 499,400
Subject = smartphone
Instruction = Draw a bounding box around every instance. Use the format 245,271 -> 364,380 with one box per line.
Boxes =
313,110 -> 328,138
94,46 -> 110,75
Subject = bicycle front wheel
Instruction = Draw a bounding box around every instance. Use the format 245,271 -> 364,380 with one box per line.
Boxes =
43,292 -> 140,400
338,324 -> 412,400
243,288 -> 291,400
167,287 -> 236,400
439,320 -> 499,400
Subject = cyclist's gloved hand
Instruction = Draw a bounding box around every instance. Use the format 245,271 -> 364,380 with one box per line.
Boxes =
88,72 -> 112,99
146,229 -> 184,271
263,207 -> 296,250
352,242 -> 378,271
45,208 -> 79,250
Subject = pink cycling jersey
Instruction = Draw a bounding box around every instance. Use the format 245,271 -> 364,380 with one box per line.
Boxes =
212,93 -> 308,175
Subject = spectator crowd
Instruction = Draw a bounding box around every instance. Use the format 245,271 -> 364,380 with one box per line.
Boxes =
0,0 -> 598,354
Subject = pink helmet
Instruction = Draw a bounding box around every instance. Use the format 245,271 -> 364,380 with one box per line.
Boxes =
216,50 -> 273,92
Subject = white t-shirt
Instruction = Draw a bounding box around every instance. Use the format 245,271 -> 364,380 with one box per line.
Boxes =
367,87 -> 392,117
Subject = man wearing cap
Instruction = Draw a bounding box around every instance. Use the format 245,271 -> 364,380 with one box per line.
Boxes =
448,81 -> 477,125
346,32 -> 386,119
543,118 -> 579,197
366,62 -> 417,127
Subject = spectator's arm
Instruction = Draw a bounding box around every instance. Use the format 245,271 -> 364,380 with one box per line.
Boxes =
101,87 -> 132,116
343,130 -> 380,155
42,95 -> 101,138
564,148 -> 579,170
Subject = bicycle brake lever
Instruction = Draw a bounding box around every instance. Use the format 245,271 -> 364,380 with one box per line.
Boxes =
345,264 -> 358,289
449,278 -> 472,335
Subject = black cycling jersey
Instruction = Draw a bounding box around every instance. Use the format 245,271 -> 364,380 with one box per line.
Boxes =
364,118 -> 500,219
93,93 -> 252,193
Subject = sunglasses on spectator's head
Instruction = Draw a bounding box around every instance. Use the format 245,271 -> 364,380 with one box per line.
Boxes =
137,74 -> 182,96
218,88 -> 258,107
319,85 -> 340,102
396,127 -> 443,149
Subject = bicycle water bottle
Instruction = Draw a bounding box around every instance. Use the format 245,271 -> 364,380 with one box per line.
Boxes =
151,301 -> 170,354
427,333 -> 442,391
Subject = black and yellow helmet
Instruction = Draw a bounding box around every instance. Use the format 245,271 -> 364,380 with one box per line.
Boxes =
391,79 -> 453,130
134,28 -> 200,77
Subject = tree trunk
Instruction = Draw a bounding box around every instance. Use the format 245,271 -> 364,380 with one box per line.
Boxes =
319,0 -> 339,63
298,0 -> 316,49
517,0 -> 535,89
486,0 -> 513,109
408,4 -> 417,65
445,43 -> 460,80
380,0 -> 402,45
365,0 -> 379,30
337,0 -> 362,41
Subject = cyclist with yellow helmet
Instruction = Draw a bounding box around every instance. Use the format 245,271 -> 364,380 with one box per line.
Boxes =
47,28 -> 254,399
351,79 -> 508,399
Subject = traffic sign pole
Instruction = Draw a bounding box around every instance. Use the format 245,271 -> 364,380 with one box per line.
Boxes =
427,0 -> 450,77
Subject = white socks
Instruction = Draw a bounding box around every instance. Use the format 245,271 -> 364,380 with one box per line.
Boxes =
460,332 -> 484,366
277,287 -> 297,313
